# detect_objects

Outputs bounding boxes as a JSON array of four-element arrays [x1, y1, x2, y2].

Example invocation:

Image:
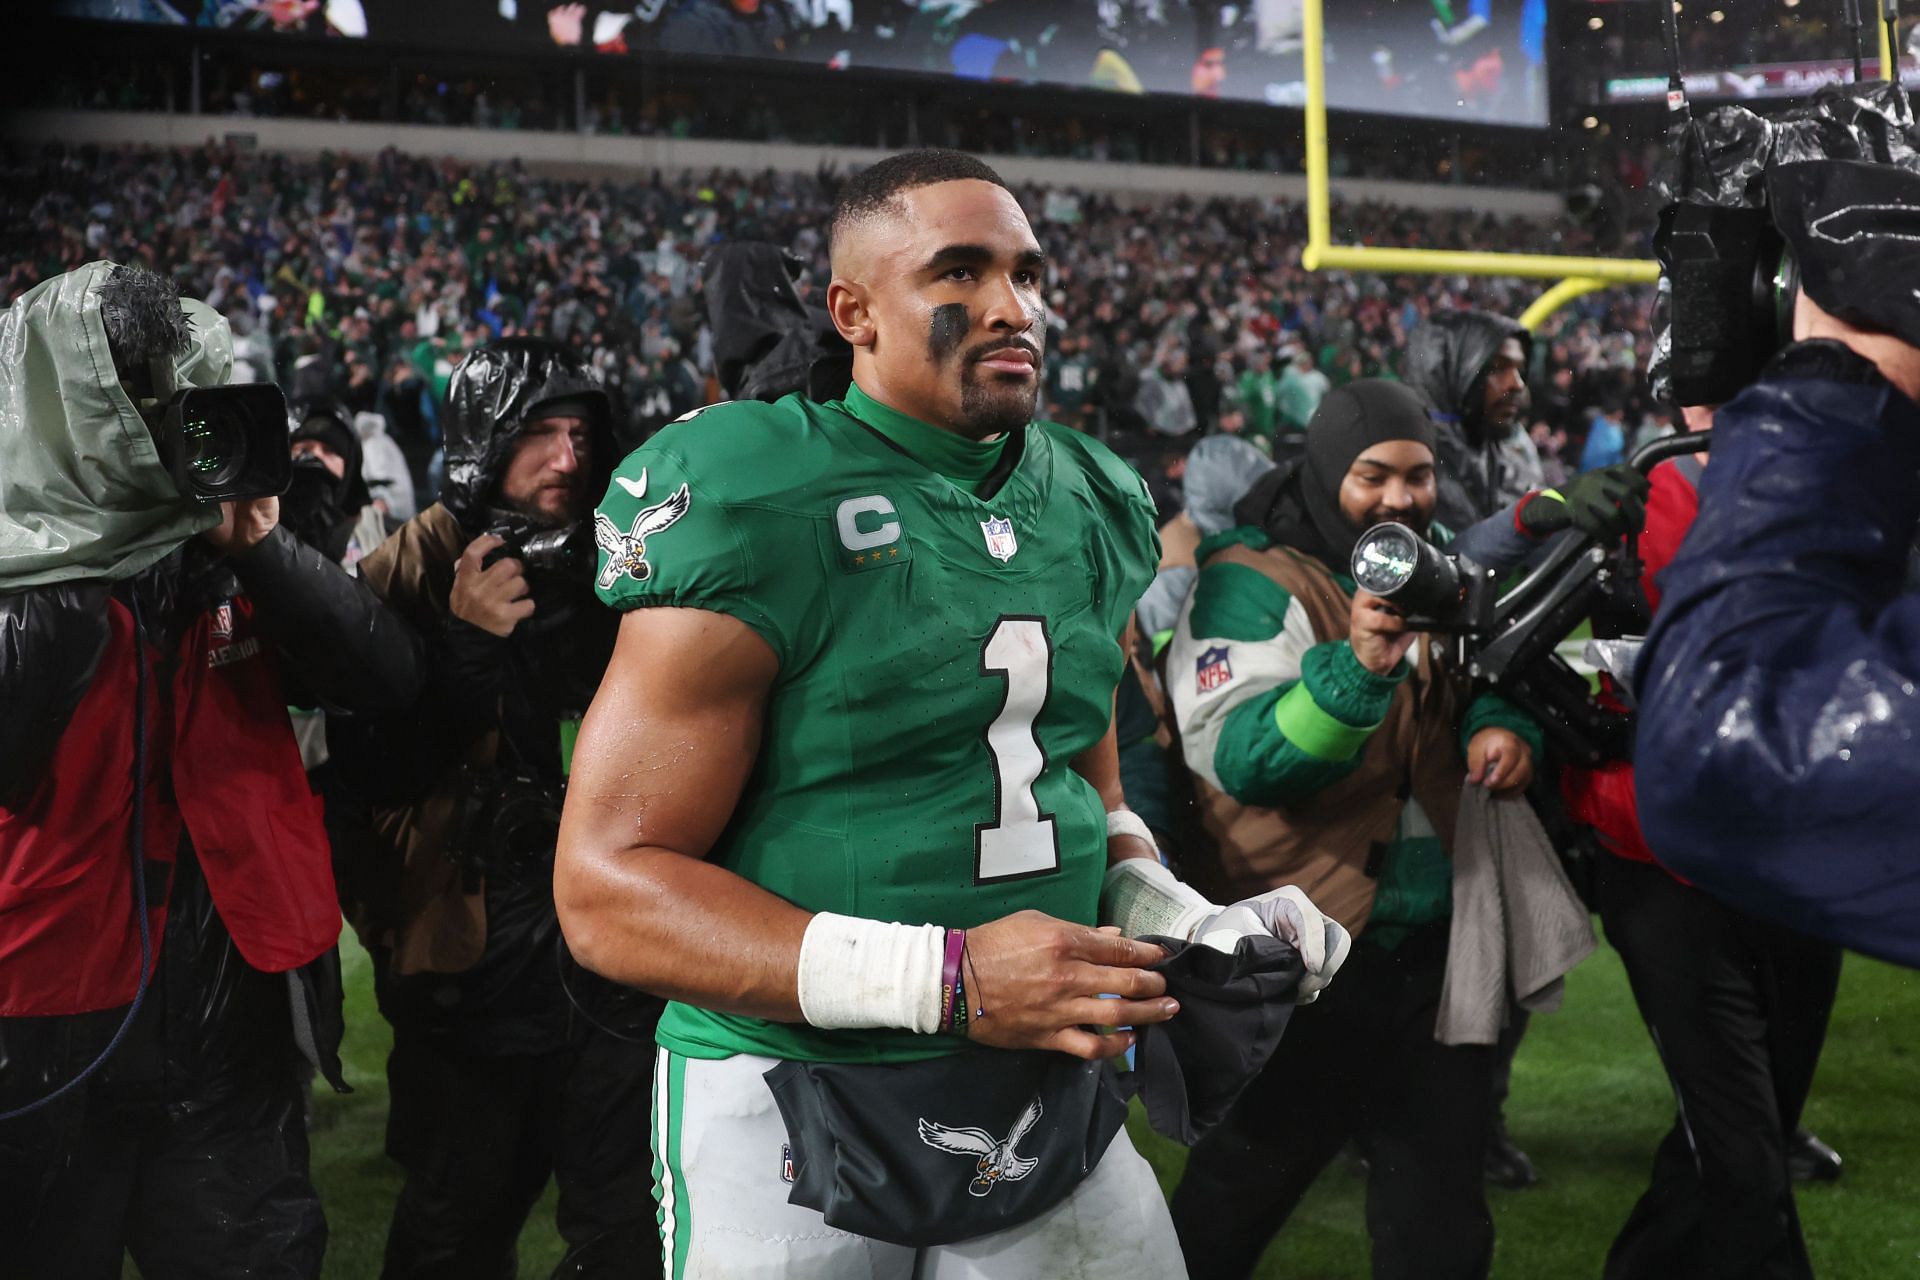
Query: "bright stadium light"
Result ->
[[1588, 15, 1605, 28]]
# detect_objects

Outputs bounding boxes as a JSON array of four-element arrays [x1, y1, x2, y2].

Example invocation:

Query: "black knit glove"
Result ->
[[1517, 464, 1651, 542]]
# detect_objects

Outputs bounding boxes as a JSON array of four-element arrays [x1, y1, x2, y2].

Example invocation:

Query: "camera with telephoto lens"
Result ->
[[155, 384, 295, 504], [445, 766, 563, 891], [1351, 523, 1497, 633], [1349, 434, 1710, 766]]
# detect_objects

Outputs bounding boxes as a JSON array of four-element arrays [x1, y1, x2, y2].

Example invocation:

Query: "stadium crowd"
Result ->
[[3, 112, 1918, 1280], [10, 142, 1658, 515]]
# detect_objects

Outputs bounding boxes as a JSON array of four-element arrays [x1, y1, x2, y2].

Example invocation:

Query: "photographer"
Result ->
[[283, 397, 400, 574], [1636, 156, 1920, 971], [0, 263, 421, 1278], [328, 338, 662, 1278], [1163, 380, 1545, 1280]]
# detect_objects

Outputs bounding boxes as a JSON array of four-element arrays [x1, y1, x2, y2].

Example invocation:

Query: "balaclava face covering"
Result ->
[[1239, 379, 1439, 575]]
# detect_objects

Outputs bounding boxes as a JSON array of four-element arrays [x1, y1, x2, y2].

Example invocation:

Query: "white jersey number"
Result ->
[[975, 616, 1062, 883]]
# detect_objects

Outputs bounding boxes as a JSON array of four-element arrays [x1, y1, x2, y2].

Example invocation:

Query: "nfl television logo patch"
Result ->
[[780, 1144, 795, 1184], [211, 601, 235, 642], [980, 516, 1018, 563], [1195, 645, 1234, 692]]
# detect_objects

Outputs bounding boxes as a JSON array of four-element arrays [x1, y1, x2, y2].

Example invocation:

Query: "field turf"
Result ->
[[284, 932, 1917, 1279]]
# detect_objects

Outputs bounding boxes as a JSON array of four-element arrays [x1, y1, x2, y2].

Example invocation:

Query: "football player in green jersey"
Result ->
[[555, 150, 1348, 1278]]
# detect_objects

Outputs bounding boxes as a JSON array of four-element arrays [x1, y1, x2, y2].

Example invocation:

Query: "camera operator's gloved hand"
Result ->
[[1517, 464, 1650, 542]]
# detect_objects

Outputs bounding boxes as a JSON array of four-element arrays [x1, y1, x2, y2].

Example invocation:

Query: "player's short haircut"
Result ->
[[829, 149, 1012, 260]]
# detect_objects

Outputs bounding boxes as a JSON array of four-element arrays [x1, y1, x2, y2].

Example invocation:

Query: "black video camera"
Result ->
[[156, 384, 294, 504], [1349, 434, 1710, 765], [1351, 523, 1498, 634], [1655, 204, 1798, 408]]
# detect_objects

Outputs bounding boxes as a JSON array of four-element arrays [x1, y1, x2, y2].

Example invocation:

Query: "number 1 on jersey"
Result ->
[[976, 616, 1061, 883]]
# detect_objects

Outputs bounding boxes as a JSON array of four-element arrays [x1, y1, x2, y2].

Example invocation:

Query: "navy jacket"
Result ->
[[1634, 341, 1920, 968]]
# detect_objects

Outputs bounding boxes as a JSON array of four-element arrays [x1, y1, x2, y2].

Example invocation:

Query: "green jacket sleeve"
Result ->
[[1214, 640, 1407, 808], [1459, 689, 1544, 760]]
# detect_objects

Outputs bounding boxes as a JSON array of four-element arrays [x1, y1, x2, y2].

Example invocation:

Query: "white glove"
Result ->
[[1194, 886, 1353, 1004]]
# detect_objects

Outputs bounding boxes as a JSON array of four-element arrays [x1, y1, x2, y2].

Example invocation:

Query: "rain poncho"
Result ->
[[439, 337, 615, 535], [0, 262, 229, 590], [1634, 343, 1920, 969], [1648, 81, 1918, 403]]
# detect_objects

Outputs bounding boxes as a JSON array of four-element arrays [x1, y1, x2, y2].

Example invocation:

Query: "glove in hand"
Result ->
[[1519, 464, 1651, 542], [1195, 886, 1354, 1004]]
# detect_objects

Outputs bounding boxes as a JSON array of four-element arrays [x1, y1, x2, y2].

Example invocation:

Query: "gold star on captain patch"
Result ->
[[854, 554, 866, 565], [888, 547, 900, 558]]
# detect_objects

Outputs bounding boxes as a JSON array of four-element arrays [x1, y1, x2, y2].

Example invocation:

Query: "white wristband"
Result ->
[[1100, 856, 1218, 943], [1105, 807, 1157, 849], [796, 912, 945, 1033]]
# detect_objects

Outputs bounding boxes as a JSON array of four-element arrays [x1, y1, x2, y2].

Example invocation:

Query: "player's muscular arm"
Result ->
[[556, 606, 808, 1019], [558, 608, 1179, 1057]]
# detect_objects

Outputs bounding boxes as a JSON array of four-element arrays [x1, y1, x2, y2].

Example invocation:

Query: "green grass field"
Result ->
[[299, 933, 1920, 1279]]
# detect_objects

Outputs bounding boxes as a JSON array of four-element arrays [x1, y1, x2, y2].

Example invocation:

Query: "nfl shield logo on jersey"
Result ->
[[980, 516, 1018, 563], [1195, 645, 1234, 692]]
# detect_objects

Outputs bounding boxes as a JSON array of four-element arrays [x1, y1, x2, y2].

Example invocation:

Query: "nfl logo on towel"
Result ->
[[980, 516, 1019, 563], [1195, 645, 1234, 692]]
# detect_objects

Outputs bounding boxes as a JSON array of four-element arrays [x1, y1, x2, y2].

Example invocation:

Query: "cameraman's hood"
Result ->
[[439, 338, 614, 532], [0, 261, 228, 591]]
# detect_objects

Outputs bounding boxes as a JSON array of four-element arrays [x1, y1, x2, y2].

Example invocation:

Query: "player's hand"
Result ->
[[200, 496, 279, 555], [1467, 726, 1534, 795], [451, 534, 535, 638], [1350, 590, 1418, 676], [962, 912, 1176, 1061], [1196, 886, 1353, 1004]]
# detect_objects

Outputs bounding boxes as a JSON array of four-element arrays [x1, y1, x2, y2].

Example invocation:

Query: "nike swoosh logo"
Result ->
[[614, 469, 649, 498]]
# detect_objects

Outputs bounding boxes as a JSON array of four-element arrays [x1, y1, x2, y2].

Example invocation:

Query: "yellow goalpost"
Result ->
[[1294, 0, 1660, 328], [1299, 0, 1897, 323]]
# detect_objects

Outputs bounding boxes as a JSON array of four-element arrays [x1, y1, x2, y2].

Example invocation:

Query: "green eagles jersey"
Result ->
[[593, 385, 1160, 1064]]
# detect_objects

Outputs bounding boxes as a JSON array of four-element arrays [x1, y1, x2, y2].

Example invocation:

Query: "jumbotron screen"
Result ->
[[58, 0, 1549, 127]]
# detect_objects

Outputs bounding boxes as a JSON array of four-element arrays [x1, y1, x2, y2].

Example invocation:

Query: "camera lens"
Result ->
[[1353, 524, 1423, 596], [179, 403, 247, 488]]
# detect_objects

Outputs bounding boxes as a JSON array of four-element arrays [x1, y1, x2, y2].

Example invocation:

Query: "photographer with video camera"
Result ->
[[1163, 379, 1585, 1280], [1637, 149, 1920, 972], [327, 338, 662, 1279], [0, 263, 423, 1278]]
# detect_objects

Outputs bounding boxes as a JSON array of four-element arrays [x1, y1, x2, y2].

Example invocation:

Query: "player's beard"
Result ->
[[954, 340, 1044, 440]]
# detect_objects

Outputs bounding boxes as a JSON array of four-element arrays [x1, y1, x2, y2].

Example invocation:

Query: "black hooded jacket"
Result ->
[[1405, 310, 1544, 532], [327, 339, 645, 1052], [285, 397, 379, 564], [702, 241, 851, 405]]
